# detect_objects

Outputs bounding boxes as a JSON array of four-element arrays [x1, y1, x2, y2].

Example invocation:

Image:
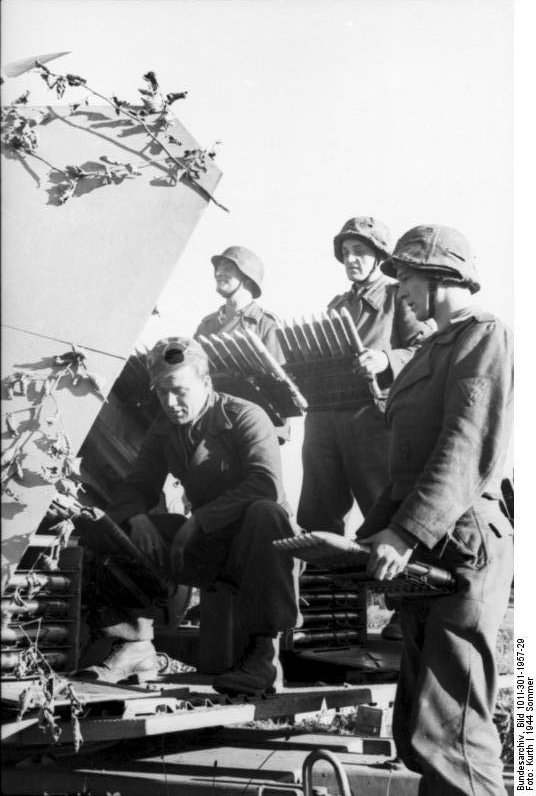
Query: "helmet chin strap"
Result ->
[[227, 281, 243, 298], [218, 278, 244, 299], [427, 281, 437, 320], [358, 260, 382, 286]]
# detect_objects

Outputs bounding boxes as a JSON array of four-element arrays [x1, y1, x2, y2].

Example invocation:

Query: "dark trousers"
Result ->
[[297, 406, 389, 533], [394, 507, 513, 795], [100, 499, 299, 640]]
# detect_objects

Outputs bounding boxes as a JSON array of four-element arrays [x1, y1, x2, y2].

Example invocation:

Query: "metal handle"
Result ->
[[302, 748, 353, 796]]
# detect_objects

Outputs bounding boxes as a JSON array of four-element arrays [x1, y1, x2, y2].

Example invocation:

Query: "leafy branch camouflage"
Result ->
[[1, 345, 105, 504], [32, 62, 226, 210]]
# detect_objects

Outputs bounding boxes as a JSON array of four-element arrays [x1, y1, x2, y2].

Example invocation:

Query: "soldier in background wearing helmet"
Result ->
[[357, 225, 513, 794], [194, 245, 290, 444], [195, 245, 283, 361], [297, 216, 428, 639]]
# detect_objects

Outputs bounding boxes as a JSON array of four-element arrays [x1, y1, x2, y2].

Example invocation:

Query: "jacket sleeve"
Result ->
[[384, 290, 428, 379], [390, 321, 514, 548], [261, 320, 285, 363], [327, 294, 344, 312], [355, 483, 399, 539], [107, 423, 170, 525], [193, 403, 282, 537], [193, 318, 208, 340]]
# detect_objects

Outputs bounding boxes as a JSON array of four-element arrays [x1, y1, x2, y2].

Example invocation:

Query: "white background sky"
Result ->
[[2, 0, 513, 336], [2, 0, 535, 674]]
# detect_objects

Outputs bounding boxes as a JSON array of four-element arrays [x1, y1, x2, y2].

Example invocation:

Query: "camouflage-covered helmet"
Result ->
[[211, 246, 264, 299], [147, 336, 208, 386], [333, 216, 392, 263], [381, 225, 480, 294]]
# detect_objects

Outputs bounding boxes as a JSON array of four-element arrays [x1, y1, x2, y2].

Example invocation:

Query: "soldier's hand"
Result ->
[[170, 516, 199, 578], [355, 348, 389, 376], [360, 528, 413, 581], [129, 514, 164, 566]]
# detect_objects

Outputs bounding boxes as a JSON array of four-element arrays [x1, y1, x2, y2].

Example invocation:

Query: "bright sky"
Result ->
[[3, 1, 535, 656], [3, 0, 513, 339]]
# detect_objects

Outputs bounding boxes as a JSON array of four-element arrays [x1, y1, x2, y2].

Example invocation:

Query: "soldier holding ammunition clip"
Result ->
[[297, 215, 430, 640], [357, 225, 514, 795], [297, 216, 426, 547]]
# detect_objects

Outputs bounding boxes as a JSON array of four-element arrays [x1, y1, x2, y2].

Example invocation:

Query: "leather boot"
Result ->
[[212, 635, 283, 697], [381, 610, 403, 641], [75, 640, 160, 684]]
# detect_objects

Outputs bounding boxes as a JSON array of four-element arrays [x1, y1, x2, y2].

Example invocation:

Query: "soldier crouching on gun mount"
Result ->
[[356, 225, 514, 795], [77, 337, 299, 696]]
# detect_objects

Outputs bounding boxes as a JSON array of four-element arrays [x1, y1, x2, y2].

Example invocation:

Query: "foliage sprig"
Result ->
[[1, 344, 105, 504], [1, 63, 227, 210]]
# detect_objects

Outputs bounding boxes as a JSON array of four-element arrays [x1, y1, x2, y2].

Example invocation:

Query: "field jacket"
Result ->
[[195, 301, 283, 362], [358, 308, 514, 549], [107, 392, 289, 539]]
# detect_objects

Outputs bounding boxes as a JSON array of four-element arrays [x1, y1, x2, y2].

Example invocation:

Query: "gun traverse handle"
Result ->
[[406, 562, 455, 588], [346, 534, 455, 588]]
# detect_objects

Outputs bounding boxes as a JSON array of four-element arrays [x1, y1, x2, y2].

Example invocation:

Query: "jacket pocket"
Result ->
[[440, 508, 488, 570]]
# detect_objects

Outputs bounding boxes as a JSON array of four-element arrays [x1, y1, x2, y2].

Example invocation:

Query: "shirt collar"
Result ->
[[218, 301, 261, 324], [350, 273, 391, 311], [180, 390, 215, 438], [448, 305, 482, 325], [428, 306, 493, 345]]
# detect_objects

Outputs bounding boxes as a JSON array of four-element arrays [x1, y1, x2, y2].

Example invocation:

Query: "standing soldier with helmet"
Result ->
[[194, 245, 290, 444], [195, 245, 283, 361], [357, 225, 513, 794], [297, 216, 428, 637]]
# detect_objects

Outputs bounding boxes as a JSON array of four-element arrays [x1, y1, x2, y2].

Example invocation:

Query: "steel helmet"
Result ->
[[333, 216, 392, 263], [382, 225, 480, 294], [211, 246, 264, 299]]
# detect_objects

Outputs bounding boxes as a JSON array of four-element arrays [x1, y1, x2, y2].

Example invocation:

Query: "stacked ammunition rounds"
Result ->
[[274, 310, 388, 411], [278, 310, 384, 402], [197, 330, 272, 376], [276, 311, 355, 363], [284, 566, 367, 651], [197, 329, 307, 416], [0, 547, 83, 674], [279, 530, 456, 655]]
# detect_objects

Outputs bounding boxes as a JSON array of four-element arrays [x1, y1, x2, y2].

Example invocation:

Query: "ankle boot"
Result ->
[[75, 640, 159, 684], [212, 634, 283, 697]]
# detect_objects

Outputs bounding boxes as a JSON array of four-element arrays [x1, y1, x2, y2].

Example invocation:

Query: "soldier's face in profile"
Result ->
[[396, 265, 429, 321], [341, 239, 378, 283], [214, 260, 243, 297], [156, 365, 211, 425]]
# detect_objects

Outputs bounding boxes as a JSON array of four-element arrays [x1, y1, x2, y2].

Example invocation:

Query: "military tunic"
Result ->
[[298, 274, 427, 530], [195, 300, 283, 362], [358, 307, 514, 795], [195, 300, 290, 442]]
